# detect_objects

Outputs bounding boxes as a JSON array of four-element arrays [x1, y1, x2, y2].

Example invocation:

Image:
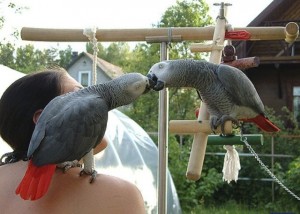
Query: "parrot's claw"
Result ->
[[210, 116, 219, 133], [210, 115, 239, 135], [57, 160, 82, 173], [79, 169, 98, 183]]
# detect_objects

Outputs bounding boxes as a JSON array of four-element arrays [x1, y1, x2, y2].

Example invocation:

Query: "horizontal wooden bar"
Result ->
[[190, 43, 224, 52], [259, 56, 300, 62], [21, 23, 299, 43], [169, 120, 232, 135], [223, 57, 260, 69]]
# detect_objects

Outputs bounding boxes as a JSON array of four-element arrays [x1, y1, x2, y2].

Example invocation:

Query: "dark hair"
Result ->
[[0, 69, 67, 164]]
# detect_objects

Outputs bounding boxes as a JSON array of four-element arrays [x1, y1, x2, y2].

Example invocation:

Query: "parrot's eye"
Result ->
[[159, 64, 164, 69]]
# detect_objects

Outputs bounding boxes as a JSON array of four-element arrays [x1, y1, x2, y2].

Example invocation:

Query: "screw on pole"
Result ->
[[213, 2, 232, 19]]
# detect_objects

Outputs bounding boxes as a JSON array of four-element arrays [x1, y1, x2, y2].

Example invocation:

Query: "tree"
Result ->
[[58, 45, 73, 69], [0, 42, 74, 73], [86, 42, 131, 68], [157, 0, 213, 59], [14, 45, 60, 73], [0, 42, 15, 68]]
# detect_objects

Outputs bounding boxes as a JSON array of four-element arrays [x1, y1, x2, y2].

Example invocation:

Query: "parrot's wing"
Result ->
[[29, 93, 109, 165], [27, 95, 70, 157], [216, 64, 265, 113]]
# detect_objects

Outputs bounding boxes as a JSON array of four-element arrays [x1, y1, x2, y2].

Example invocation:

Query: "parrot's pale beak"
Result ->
[[146, 73, 165, 91]]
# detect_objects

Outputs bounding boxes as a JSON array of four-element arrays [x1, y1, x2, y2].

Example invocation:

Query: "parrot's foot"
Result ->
[[210, 115, 239, 134], [57, 160, 82, 173], [79, 169, 98, 183]]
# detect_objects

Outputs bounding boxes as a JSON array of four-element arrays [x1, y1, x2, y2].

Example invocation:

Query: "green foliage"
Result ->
[[168, 135, 225, 211], [276, 157, 300, 211], [86, 42, 132, 68], [0, 42, 15, 68], [0, 42, 73, 73], [168, 135, 202, 211], [58, 46, 73, 68], [157, 0, 213, 60], [190, 200, 267, 214]]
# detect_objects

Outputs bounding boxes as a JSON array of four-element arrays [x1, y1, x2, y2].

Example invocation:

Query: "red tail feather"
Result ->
[[241, 114, 280, 133], [16, 160, 56, 200]]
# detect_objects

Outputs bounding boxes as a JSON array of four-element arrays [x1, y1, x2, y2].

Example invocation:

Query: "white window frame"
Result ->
[[78, 71, 91, 87], [293, 86, 300, 123]]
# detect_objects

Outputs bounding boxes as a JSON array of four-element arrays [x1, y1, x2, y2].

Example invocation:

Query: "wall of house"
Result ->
[[246, 65, 285, 114], [246, 64, 300, 115], [68, 56, 111, 85]]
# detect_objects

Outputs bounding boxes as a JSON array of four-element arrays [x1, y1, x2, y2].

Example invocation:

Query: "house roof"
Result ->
[[67, 52, 124, 79], [247, 0, 298, 27], [234, 0, 300, 64]]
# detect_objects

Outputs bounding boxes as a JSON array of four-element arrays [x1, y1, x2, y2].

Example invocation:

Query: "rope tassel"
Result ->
[[222, 145, 241, 183]]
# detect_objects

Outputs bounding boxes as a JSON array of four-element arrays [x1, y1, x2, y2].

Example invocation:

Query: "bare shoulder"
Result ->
[[0, 163, 146, 214], [50, 167, 147, 214]]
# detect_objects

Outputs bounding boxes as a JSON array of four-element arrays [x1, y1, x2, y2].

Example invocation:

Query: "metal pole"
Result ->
[[271, 136, 275, 202], [157, 42, 169, 214]]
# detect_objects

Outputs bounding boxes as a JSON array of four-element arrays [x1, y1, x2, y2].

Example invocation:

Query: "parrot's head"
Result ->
[[147, 60, 177, 91], [120, 73, 154, 99]]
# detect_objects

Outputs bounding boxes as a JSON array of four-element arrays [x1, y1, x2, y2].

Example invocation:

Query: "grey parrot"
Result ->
[[147, 59, 280, 133], [16, 72, 154, 200]]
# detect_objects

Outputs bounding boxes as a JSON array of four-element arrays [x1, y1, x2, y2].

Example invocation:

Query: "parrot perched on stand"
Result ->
[[16, 72, 154, 200], [147, 59, 280, 133]]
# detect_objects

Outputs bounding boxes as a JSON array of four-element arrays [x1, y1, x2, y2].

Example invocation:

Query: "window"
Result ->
[[293, 86, 300, 124], [78, 71, 91, 87]]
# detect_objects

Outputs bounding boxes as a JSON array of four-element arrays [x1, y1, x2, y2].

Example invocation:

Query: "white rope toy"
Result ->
[[222, 145, 241, 183], [82, 27, 98, 172], [83, 27, 98, 85]]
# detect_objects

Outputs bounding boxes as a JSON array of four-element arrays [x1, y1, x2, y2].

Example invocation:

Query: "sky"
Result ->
[[2, 0, 273, 52]]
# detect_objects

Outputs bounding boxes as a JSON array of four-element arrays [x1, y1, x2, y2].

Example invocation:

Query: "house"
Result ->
[[67, 52, 124, 86], [233, 0, 300, 122]]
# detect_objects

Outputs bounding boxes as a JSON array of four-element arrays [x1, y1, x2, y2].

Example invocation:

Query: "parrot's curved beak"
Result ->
[[146, 73, 165, 91]]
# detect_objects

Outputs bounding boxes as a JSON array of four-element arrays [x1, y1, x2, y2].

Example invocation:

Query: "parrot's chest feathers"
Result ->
[[201, 91, 257, 120], [230, 105, 258, 119]]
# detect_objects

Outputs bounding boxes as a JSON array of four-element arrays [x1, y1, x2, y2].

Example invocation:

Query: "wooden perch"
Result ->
[[21, 22, 299, 43], [169, 120, 232, 134], [222, 57, 260, 70]]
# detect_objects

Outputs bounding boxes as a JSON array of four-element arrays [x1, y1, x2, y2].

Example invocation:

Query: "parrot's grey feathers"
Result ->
[[147, 59, 280, 133], [215, 64, 264, 113], [28, 72, 151, 166]]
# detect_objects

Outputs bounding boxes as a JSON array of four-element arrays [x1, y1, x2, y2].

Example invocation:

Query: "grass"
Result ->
[[187, 201, 297, 214]]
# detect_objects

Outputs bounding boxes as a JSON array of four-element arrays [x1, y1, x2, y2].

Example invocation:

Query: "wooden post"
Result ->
[[186, 2, 229, 181]]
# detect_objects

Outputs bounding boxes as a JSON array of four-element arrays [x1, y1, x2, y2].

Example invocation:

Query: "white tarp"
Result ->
[[0, 65, 181, 213]]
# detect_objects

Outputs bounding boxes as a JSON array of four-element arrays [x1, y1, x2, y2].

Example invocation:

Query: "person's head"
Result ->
[[0, 68, 93, 163]]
